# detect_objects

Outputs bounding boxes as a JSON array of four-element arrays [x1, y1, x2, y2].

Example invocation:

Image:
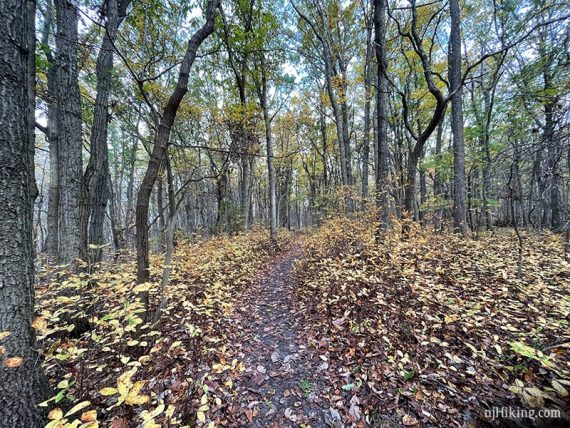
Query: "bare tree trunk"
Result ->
[[362, 16, 373, 202], [544, 99, 561, 230], [257, 54, 278, 245], [0, 0, 51, 423], [107, 174, 122, 258], [136, 0, 219, 286], [46, 61, 59, 258], [125, 129, 140, 245], [433, 120, 444, 230], [55, 0, 85, 265], [83, 0, 131, 264], [374, 0, 390, 231], [449, 0, 468, 235]]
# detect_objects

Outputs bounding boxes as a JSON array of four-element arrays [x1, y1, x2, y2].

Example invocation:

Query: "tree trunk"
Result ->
[[0, 0, 51, 424], [361, 19, 373, 202], [136, 0, 219, 285], [83, 0, 131, 264], [47, 61, 60, 258], [433, 120, 444, 230], [55, 0, 85, 265], [258, 54, 278, 245], [374, 0, 390, 230], [449, 0, 468, 235], [125, 108, 141, 245], [544, 99, 560, 230]]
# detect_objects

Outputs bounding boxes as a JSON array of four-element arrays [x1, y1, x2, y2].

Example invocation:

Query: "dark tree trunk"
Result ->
[[433, 120, 444, 230], [449, 0, 468, 235], [544, 99, 561, 230], [257, 54, 278, 245], [125, 109, 141, 245], [136, 0, 219, 285], [83, 0, 131, 264], [0, 0, 51, 424], [55, 0, 85, 265], [374, 0, 390, 230]]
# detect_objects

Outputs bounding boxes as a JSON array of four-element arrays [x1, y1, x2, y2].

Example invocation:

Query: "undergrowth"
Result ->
[[295, 216, 570, 427]]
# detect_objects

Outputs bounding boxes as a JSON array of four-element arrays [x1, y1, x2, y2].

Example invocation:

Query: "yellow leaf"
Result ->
[[99, 387, 118, 396], [133, 283, 153, 293], [125, 381, 149, 405], [80, 410, 97, 422], [150, 403, 165, 418], [197, 411, 206, 422], [117, 370, 135, 396], [48, 407, 63, 420], [65, 400, 91, 417], [552, 380, 569, 398], [32, 317, 48, 331], [165, 404, 175, 418], [0, 331, 11, 341]]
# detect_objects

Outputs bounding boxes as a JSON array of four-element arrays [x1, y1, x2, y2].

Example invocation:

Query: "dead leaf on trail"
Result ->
[[348, 395, 361, 421], [4, 356, 23, 368], [402, 414, 419, 426], [111, 416, 129, 428], [244, 407, 254, 422], [284, 407, 298, 422]]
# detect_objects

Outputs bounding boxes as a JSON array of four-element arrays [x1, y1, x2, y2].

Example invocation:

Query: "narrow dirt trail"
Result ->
[[224, 246, 341, 427]]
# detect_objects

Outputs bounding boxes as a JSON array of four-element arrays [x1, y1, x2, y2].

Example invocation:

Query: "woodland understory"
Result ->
[[32, 219, 570, 428], [0, 0, 569, 427]]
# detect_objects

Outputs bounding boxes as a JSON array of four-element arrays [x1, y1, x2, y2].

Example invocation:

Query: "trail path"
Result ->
[[224, 246, 341, 427]]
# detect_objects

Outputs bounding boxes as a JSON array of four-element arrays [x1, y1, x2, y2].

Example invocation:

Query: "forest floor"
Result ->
[[220, 245, 337, 427], [34, 219, 570, 428]]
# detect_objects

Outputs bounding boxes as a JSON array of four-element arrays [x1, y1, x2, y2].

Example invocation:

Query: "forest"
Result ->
[[0, 0, 569, 427]]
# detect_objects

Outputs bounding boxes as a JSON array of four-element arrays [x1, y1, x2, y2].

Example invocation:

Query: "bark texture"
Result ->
[[55, 0, 85, 264], [449, 0, 468, 234], [0, 0, 50, 424], [83, 0, 131, 264], [374, 0, 390, 230], [136, 0, 220, 284]]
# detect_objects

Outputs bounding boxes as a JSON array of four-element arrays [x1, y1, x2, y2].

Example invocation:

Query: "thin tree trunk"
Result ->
[[362, 18, 373, 202], [374, 0, 390, 230], [449, 0, 468, 235], [433, 120, 444, 230], [257, 54, 278, 245], [125, 126, 140, 245], [47, 61, 59, 258], [136, 0, 219, 287]]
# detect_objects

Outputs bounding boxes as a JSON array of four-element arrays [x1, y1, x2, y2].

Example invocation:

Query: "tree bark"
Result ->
[[83, 0, 131, 264], [41, 0, 60, 258], [55, 0, 85, 265], [136, 0, 219, 285], [374, 0, 390, 230], [0, 0, 51, 424], [449, 0, 468, 235], [257, 54, 278, 245], [362, 14, 373, 201]]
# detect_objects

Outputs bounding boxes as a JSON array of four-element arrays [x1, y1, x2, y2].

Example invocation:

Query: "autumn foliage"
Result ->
[[34, 229, 292, 427], [294, 216, 570, 426]]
